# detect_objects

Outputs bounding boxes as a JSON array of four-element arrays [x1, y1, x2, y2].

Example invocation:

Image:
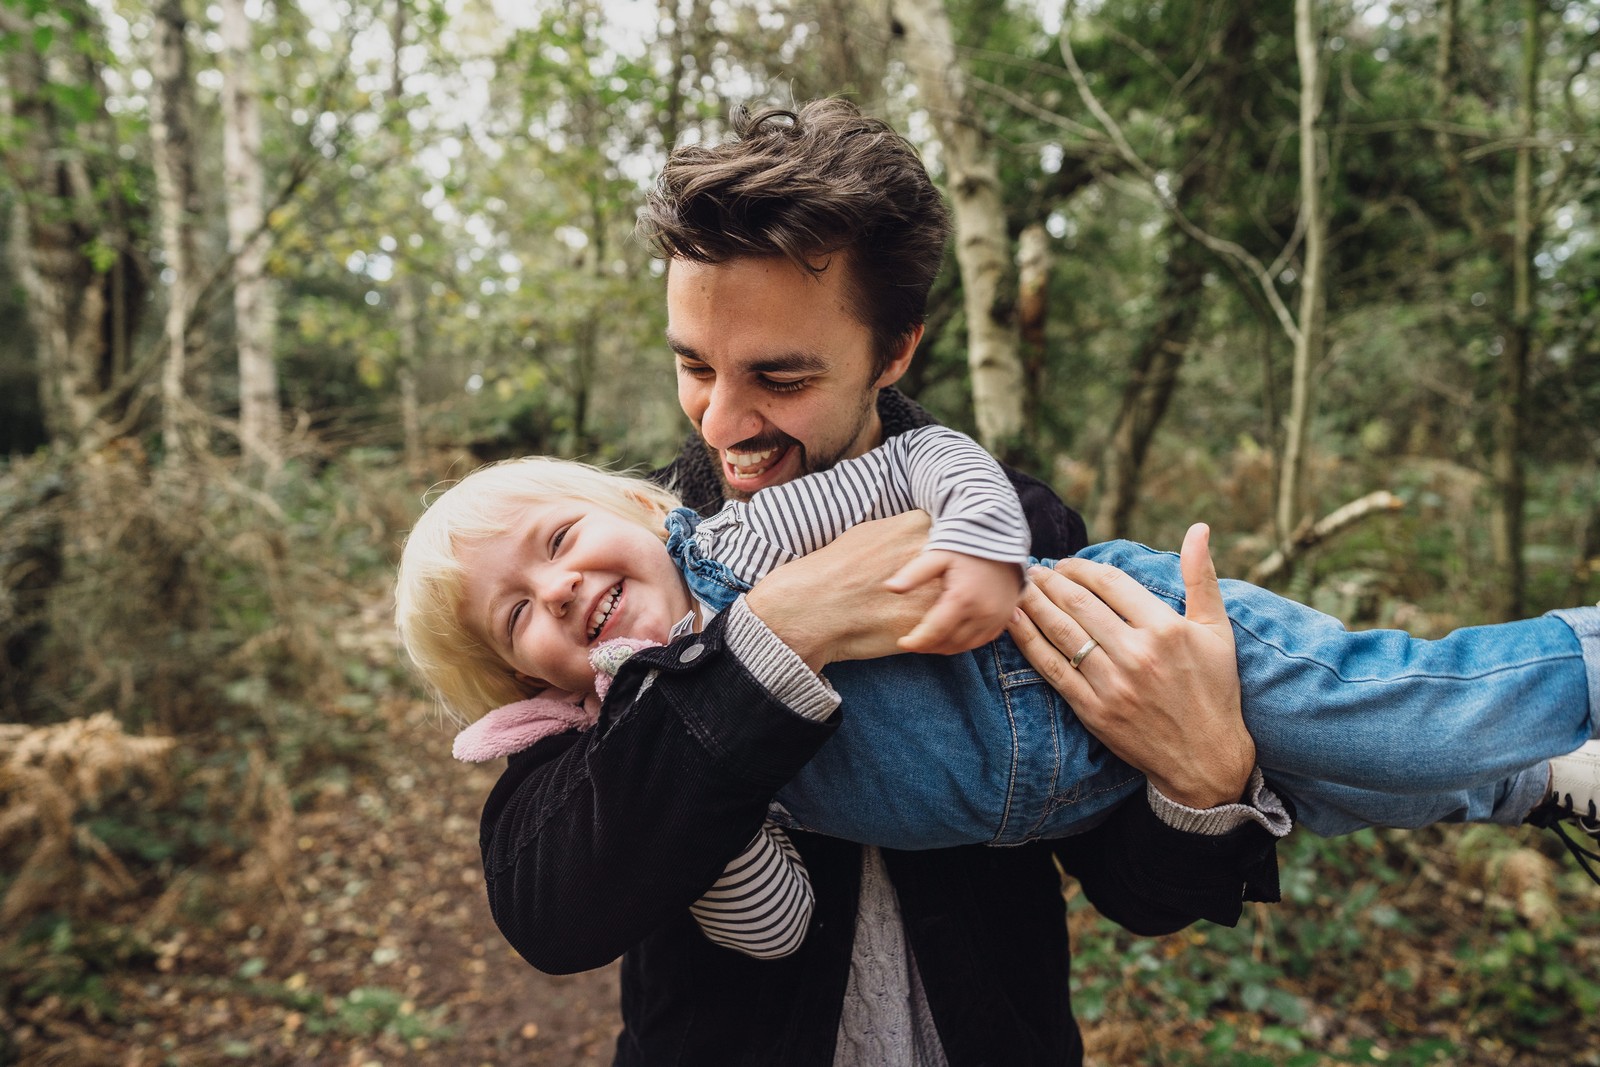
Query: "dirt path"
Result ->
[[250, 689, 626, 1067], [265, 693, 626, 1066], [12, 684, 624, 1067]]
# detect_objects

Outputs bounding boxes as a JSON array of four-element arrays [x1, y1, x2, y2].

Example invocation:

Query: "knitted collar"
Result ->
[[662, 387, 939, 515]]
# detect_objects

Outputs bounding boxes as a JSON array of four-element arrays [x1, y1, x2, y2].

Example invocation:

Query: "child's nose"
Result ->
[[539, 570, 580, 615]]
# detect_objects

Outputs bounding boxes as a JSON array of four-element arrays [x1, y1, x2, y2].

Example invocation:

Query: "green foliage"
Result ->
[[0, 915, 153, 1023], [307, 986, 455, 1042], [1070, 821, 1600, 1064]]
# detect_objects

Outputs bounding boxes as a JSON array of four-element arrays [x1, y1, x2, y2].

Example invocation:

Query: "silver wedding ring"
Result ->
[[1068, 637, 1099, 670]]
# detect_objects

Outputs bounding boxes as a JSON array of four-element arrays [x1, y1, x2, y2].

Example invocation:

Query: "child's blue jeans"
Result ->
[[666, 510, 1597, 844]]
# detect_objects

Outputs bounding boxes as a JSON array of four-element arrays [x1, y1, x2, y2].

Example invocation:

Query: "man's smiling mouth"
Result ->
[[723, 445, 787, 480]]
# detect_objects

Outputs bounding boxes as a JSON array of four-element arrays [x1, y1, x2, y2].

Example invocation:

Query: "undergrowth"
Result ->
[[0, 440, 425, 1057]]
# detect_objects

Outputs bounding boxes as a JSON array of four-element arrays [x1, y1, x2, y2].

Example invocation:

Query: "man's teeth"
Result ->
[[725, 447, 778, 475], [589, 584, 621, 640]]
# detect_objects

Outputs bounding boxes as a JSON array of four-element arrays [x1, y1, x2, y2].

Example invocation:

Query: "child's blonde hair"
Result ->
[[395, 456, 683, 722]]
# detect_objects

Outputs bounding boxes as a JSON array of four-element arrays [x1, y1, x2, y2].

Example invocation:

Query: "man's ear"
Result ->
[[872, 323, 924, 390]]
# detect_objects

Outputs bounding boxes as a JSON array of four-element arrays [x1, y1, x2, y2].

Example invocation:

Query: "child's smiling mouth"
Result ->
[[588, 581, 622, 642]]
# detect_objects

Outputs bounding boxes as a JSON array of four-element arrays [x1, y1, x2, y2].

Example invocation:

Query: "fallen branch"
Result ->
[[1249, 490, 1405, 584]]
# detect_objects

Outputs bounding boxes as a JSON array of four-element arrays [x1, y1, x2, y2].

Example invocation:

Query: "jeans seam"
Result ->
[[990, 642, 1022, 845], [1229, 614, 1583, 682]]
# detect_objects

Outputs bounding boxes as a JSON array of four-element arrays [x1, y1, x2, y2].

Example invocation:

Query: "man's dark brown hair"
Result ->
[[638, 98, 953, 376]]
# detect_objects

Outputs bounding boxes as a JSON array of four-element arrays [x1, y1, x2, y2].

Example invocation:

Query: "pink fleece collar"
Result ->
[[451, 637, 662, 762]]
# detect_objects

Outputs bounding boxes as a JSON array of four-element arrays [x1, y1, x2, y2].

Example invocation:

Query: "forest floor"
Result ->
[[13, 695, 624, 1067], [9, 599, 625, 1067]]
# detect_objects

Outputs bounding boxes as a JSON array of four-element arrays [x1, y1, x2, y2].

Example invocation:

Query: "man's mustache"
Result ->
[[707, 432, 800, 456]]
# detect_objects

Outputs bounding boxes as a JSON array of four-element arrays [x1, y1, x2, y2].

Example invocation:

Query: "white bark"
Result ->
[[151, 0, 200, 459], [221, 0, 280, 469], [396, 280, 422, 475], [891, 0, 1026, 454]]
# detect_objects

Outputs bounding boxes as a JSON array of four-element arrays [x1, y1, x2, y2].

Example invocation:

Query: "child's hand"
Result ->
[[885, 549, 1023, 655]]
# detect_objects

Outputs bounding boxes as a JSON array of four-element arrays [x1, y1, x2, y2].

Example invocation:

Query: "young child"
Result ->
[[396, 425, 1600, 956]]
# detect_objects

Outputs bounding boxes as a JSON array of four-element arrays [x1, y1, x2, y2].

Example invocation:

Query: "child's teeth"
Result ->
[[589, 584, 621, 639]]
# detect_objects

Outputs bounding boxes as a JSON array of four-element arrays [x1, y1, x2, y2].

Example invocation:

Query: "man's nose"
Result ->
[[696, 379, 765, 451]]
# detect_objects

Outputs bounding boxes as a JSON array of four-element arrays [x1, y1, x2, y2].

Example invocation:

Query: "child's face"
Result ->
[[456, 498, 693, 694]]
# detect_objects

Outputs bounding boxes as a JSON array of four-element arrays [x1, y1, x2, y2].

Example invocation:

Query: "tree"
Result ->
[[1276, 0, 1330, 568], [892, 0, 1028, 459], [150, 0, 202, 460], [0, 0, 147, 450], [1090, 2, 1262, 539], [220, 0, 280, 470]]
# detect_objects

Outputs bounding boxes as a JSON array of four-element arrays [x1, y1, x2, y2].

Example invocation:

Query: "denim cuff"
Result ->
[[1147, 768, 1291, 838], [1549, 606, 1600, 725], [722, 596, 840, 723]]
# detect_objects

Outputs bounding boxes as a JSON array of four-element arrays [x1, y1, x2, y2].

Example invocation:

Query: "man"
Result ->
[[478, 99, 1283, 1066]]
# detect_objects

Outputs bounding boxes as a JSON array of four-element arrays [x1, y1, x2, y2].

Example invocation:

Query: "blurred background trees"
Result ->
[[2, 0, 1598, 1062]]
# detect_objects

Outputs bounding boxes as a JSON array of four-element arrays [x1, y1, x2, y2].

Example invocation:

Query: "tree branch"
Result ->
[[1058, 18, 1303, 350], [1248, 491, 1405, 584]]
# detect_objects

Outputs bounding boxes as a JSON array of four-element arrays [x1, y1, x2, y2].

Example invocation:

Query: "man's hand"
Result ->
[[886, 550, 1022, 655], [1006, 523, 1255, 809], [744, 511, 936, 671]]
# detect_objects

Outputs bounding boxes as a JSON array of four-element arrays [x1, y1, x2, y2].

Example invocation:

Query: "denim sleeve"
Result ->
[[1550, 606, 1600, 722]]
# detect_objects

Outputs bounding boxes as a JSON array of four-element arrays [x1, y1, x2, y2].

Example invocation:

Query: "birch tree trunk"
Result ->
[[1491, 0, 1539, 620], [891, 0, 1026, 459], [151, 0, 201, 460], [1, 0, 145, 449], [390, 0, 423, 476], [1276, 0, 1328, 566], [394, 279, 423, 476], [1016, 222, 1050, 434], [220, 0, 280, 470]]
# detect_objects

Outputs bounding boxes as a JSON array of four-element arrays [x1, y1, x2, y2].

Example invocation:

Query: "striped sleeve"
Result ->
[[697, 425, 1031, 585], [900, 427, 1032, 563], [689, 822, 814, 959]]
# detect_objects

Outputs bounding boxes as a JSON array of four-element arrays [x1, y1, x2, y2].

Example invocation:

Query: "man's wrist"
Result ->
[[744, 573, 830, 671], [1145, 728, 1256, 809]]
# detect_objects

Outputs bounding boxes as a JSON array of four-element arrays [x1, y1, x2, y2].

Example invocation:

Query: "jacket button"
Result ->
[[678, 643, 704, 663]]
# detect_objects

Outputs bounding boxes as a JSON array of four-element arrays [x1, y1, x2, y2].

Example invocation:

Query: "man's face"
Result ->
[[666, 256, 916, 499]]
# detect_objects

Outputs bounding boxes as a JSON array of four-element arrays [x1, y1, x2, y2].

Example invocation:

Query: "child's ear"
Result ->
[[626, 491, 671, 524]]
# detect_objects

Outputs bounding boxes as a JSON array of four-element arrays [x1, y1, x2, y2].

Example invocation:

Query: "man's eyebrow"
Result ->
[[664, 330, 699, 359]]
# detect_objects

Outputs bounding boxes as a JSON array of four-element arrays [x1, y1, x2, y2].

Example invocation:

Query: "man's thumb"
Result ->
[[1180, 523, 1227, 626]]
